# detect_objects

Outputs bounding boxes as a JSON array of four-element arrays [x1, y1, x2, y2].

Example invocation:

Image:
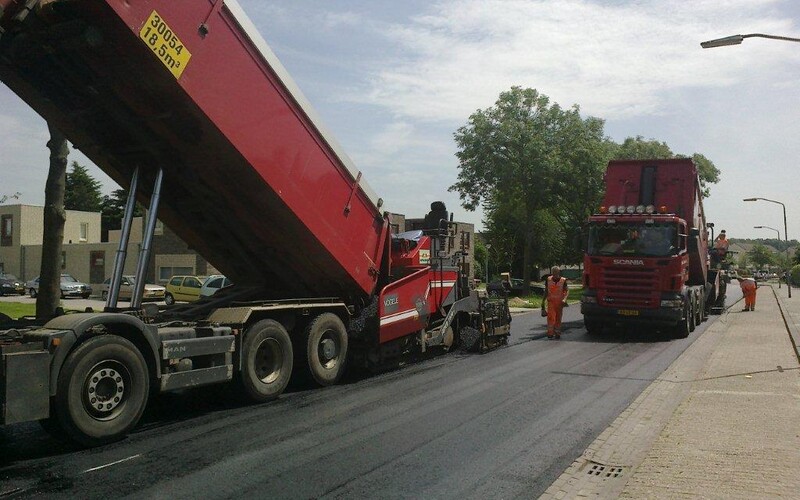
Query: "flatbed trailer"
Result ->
[[0, 0, 510, 446]]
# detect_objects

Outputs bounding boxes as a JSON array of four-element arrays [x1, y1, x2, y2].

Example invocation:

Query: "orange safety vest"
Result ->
[[547, 276, 567, 303]]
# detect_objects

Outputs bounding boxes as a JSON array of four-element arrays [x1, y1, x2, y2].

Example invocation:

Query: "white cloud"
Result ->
[[355, 0, 796, 122]]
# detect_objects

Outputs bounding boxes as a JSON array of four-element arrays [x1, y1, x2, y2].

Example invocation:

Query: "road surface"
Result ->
[[0, 289, 742, 499]]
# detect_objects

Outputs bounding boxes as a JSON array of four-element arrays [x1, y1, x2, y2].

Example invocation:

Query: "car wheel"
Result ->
[[54, 335, 149, 446], [164, 293, 174, 306], [101, 291, 108, 301], [82, 293, 90, 299], [239, 320, 293, 402], [29, 288, 37, 298]]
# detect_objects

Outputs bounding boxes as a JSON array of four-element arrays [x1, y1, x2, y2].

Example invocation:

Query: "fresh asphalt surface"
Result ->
[[0, 289, 743, 499]]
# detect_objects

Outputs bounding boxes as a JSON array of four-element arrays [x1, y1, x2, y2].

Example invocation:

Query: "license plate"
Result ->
[[617, 309, 639, 316], [139, 10, 192, 79]]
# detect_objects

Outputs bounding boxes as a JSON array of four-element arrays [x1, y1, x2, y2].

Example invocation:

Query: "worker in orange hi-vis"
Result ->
[[541, 266, 569, 339], [737, 272, 758, 312]]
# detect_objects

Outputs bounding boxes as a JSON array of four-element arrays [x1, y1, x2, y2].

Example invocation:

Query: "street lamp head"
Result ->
[[743, 198, 758, 202], [701, 35, 744, 48], [754, 225, 764, 229]]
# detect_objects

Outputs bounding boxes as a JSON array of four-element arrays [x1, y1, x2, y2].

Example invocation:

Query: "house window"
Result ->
[[159, 266, 194, 282], [80, 223, 88, 242], [1, 215, 12, 246]]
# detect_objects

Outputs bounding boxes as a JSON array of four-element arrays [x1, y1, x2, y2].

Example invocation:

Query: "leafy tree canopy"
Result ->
[[747, 243, 776, 269], [450, 87, 611, 286], [100, 189, 145, 239], [64, 161, 103, 212]]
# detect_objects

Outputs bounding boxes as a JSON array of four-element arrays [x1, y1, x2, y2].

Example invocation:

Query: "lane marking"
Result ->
[[82, 454, 141, 473]]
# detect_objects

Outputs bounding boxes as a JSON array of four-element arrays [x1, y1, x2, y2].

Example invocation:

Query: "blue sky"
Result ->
[[2, 0, 800, 241]]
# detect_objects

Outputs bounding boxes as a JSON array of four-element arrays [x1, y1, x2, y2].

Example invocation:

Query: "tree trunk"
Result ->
[[522, 219, 533, 295], [37, 123, 69, 320]]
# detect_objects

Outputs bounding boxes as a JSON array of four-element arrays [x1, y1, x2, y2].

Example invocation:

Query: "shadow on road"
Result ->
[[517, 319, 676, 344]]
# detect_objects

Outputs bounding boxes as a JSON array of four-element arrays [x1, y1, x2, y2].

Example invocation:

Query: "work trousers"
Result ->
[[547, 300, 565, 338], [743, 289, 756, 310]]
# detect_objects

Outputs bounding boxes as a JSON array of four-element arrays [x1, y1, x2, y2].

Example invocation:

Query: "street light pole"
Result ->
[[745, 198, 791, 297], [701, 33, 800, 48], [754, 225, 781, 287]]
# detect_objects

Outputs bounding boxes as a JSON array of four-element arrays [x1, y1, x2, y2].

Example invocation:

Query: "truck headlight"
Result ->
[[660, 299, 682, 308]]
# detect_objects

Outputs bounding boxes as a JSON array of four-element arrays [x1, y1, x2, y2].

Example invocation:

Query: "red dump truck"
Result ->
[[580, 159, 725, 337], [0, 0, 510, 446]]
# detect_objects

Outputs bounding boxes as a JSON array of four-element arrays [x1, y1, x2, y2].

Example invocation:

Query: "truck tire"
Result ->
[[584, 319, 603, 335], [675, 302, 691, 339], [164, 293, 175, 305], [54, 335, 150, 447], [695, 294, 704, 324], [298, 313, 348, 386], [239, 320, 293, 402], [688, 299, 696, 333]]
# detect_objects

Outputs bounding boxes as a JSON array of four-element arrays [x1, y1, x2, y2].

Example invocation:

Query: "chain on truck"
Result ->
[[0, 0, 511, 446]]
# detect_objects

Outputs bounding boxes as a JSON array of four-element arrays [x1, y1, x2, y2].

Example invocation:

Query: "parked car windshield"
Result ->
[[587, 223, 678, 257], [61, 274, 78, 282]]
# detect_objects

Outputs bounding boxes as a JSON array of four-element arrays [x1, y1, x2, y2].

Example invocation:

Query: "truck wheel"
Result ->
[[298, 313, 348, 386], [688, 299, 696, 333], [239, 320, 293, 402], [695, 295, 704, 324], [584, 319, 603, 335], [54, 335, 149, 447], [164, 293, 175, 305], [675, 303, 691, 339]]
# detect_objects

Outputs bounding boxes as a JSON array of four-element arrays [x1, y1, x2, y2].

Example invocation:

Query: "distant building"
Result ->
[[0, 204, 217, 287]]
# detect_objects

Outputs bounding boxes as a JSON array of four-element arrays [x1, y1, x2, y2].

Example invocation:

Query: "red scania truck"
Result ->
[[580, 159, 725, 337], [0, 0, 510, 446]]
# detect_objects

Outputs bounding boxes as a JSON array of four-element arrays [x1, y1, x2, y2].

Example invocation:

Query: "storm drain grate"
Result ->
[[586, 463, 625, 478]]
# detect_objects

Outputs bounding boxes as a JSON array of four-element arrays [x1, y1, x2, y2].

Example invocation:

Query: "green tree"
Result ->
[[747, 244, 776, 270], [451, 87, 608, 289], [794, 247, 800, 266], [100, 189, 144, 240], [614, 135, 673, 159], [64, 161, 103, 212]]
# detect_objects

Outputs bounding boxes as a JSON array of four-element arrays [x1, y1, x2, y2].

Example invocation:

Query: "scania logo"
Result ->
[[613, 259, 644, 265]]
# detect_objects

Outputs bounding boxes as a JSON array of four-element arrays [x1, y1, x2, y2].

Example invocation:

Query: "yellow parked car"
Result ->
[[164, 275, 204, 305]]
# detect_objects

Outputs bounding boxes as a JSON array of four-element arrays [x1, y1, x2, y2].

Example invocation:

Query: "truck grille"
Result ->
[[599, 267, 659, 308]]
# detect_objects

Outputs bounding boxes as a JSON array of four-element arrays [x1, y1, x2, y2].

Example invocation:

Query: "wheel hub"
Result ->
[[86, 366, 125, 413], [319, 338, 337, 361], [255, 338, 282, 384]]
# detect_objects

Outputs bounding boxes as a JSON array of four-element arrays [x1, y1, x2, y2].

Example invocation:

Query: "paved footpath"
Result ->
[[541, 285, 800, 499]]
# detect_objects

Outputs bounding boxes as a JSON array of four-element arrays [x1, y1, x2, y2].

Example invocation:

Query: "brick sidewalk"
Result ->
[[541, 287, 800, 499]]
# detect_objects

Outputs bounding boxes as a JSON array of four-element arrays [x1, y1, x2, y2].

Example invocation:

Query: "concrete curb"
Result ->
[[770, 285, 800, 362]]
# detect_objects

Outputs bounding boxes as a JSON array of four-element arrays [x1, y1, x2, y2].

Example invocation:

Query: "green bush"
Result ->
[[791, 264, 800, 286]]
